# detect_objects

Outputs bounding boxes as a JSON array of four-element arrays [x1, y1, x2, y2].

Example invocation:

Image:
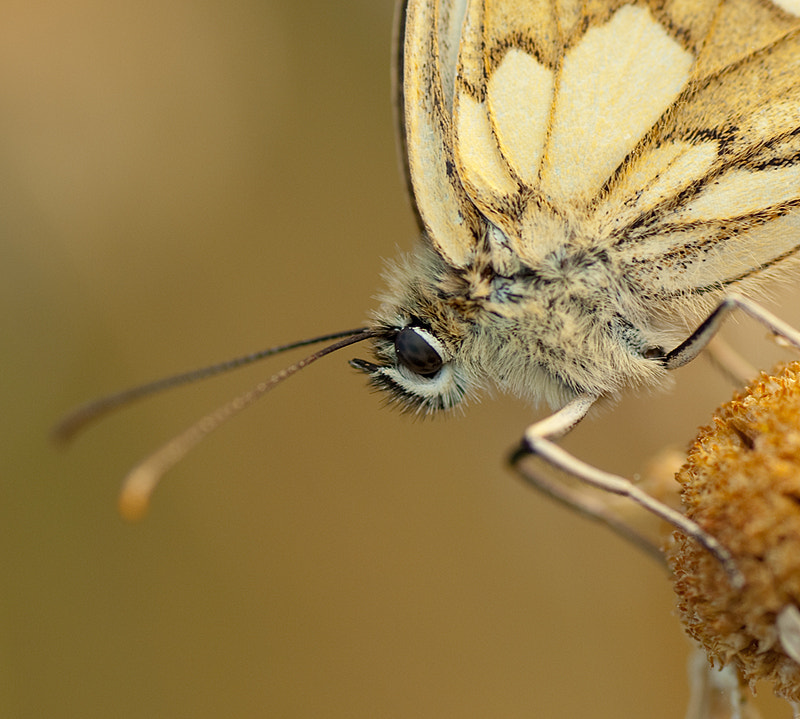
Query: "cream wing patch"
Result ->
[[541, 5, 694, 207], [594, 140, 719, 234], [619, 211, 800, 297], [455, 92, 519, 198], [772, 0, 800, 17], [450, 3, 696, 218], [669, 165, 800, 224], [487, 49, 553, 187]]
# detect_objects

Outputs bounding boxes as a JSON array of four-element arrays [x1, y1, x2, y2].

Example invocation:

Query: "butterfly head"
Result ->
[[347, 241, 576, 414], [349, 245, 476, 413]]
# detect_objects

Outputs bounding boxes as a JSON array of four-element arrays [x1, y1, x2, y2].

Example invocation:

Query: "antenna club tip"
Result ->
[[118, 488, 150, 522], [118, 472, 155, 522]]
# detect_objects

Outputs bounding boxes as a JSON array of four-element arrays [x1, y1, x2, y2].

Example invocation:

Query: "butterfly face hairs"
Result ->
[[56, 1, 800, 580]]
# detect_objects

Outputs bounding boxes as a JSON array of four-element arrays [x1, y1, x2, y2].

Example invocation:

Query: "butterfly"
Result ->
[[56, 0, 800, 580]]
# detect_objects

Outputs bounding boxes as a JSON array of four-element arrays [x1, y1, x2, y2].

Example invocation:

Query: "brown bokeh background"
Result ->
[[2, 2, 794, 717]]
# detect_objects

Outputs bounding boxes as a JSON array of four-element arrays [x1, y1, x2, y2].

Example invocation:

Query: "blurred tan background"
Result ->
[[2, 2, 795, 717]]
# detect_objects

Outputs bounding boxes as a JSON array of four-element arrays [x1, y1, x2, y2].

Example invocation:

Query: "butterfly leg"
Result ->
[[509, 437, 667, 566], [704, 336, 758, 387], [511, 393, 745, 587], [512, 294, 800, 585], [665, 293, 800, 370]]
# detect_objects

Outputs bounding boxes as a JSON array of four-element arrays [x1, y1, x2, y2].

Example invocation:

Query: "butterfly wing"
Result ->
[[400, 0, 800, 313], [399, 0, 481, 269], [608, 9, 800, 306]]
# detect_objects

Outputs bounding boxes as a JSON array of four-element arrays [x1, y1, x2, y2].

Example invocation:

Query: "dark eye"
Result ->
[[394, 327, 443, 377]]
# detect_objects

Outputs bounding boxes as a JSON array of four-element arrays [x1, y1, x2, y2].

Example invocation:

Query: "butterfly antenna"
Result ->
[[52, 328, 370, 444], [100, 329, 378, 520]]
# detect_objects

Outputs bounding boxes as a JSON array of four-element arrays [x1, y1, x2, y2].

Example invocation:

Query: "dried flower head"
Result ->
[[668, 361, 800, 701]]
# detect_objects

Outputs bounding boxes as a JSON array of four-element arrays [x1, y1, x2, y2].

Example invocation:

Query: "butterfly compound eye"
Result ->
[[394, 327, 444, 377]]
